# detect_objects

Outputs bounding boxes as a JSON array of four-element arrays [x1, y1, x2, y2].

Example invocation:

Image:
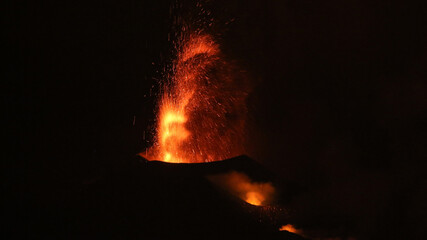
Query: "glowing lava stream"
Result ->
[[158, 91, 193, 163], [143, 33, 248, 163], [156, 35, 218, 163]]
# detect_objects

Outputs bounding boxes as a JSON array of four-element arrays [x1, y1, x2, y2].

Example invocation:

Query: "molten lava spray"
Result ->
[[143, 32, 249, 163]]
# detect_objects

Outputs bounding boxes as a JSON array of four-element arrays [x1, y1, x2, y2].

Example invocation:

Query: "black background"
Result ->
[[5, 0, 427, 239]]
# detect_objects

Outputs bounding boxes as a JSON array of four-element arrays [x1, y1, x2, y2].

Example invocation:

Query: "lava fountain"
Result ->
[[139, 5, 275, 208], [142, 33, 249, 163]]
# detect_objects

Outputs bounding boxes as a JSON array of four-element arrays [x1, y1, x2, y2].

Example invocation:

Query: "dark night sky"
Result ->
[[5, 0, 427, 239]]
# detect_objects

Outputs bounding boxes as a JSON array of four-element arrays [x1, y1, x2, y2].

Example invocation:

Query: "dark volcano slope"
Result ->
[[6, 155, 306, 240], [144, 154, 274, 182]]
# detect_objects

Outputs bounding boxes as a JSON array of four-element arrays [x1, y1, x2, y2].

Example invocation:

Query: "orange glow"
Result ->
[[279, 224, 301, 234], [142, 33, 249, 163], [207, 171, 275, 206], [245, 191, 264, 206]]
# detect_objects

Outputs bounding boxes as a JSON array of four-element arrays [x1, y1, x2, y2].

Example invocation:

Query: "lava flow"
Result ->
[[143, 33, 249, 163]]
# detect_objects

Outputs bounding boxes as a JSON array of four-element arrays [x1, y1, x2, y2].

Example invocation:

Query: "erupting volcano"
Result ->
[[143, 32, 249, 163], [138, 4, 277, 209]]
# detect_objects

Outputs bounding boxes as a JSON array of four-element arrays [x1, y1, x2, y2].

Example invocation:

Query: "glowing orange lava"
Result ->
[[207, 171, 275, 206], [143, 33, 249, 163], [279, 224, 301, 234], [245, 191, 264, 206]]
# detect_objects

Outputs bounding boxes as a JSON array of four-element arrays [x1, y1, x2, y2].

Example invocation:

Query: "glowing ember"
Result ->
[[142, 32, 249, 163]]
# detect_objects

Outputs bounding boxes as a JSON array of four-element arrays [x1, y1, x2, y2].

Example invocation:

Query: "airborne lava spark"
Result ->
[[142, 33, 249, 163]]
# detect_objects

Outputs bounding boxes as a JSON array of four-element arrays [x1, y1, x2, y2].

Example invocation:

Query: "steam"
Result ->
[[207, 171, 275, 206]]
